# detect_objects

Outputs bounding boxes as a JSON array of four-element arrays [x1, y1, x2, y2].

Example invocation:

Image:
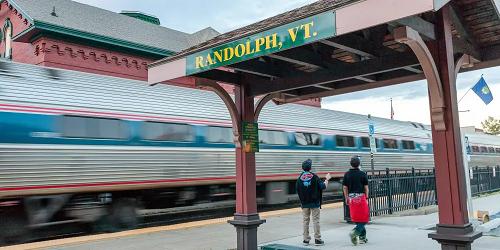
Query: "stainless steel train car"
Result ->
[[0, 60, 498, 241]]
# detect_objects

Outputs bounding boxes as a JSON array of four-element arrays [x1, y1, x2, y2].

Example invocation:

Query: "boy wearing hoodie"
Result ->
[[296, 159, 331, 246]]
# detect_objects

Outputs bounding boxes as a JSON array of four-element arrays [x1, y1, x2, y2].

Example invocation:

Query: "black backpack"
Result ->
[[296, 172, 323, 207]]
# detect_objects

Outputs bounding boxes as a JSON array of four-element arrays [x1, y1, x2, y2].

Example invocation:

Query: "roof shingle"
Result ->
[[12, 0, 219, 53]]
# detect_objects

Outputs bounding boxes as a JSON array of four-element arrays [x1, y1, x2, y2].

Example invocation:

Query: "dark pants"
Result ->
[[354, 223, 366, 238]]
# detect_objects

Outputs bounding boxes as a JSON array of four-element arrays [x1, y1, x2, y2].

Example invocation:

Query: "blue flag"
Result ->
[[471, 76, 493, 105]]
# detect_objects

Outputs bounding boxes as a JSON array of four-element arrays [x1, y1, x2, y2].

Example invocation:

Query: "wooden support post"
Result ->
[[395, 5, 481, 250], [228, 83, 265, 250], [427, 6, 481, 250], [196, 80, 265, 250]]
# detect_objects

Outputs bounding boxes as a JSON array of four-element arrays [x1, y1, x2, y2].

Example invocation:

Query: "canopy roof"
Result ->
[[149, 0, 500, 102]]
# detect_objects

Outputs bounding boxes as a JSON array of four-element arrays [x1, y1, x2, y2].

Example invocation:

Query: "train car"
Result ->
[[0, 60, 498, 241], [466, 132, 500, 167]]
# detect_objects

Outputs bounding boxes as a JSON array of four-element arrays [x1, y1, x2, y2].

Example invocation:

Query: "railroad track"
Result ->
[[2, 195, 342, 247]]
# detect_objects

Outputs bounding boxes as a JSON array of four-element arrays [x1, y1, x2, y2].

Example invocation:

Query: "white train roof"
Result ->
[[0, 60, 435, 140]]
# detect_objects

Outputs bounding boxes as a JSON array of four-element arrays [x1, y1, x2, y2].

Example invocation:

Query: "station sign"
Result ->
[[186, 11, 336, 75], [242, 122, 259, 153], [367, 115, 376, 153], [369, 136, 377, 153]]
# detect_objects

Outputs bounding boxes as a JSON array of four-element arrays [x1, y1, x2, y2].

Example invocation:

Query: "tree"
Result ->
[[481, 116, 500, 135]]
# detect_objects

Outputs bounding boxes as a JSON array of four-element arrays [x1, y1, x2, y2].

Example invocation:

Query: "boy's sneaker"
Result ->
[[314, 239, 324, 246], [359, 236, 368, 244], [349, 230, 359, 246], [302, 240, 310, 246]]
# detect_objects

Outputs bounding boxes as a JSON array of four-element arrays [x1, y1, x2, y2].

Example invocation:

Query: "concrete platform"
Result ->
[[4, 194, 500, 250]]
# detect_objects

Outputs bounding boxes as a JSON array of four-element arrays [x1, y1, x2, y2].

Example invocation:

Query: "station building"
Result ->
[[0, 0, 321, 107]]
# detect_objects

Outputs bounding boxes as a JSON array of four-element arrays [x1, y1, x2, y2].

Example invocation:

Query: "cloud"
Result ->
[[323, 67, 500, 127], [73, 0, 317, 33]]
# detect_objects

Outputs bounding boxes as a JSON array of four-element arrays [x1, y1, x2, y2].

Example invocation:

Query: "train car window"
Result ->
[[488, 147, 495, 153], [259, 130, 288, 145], [61, 116, 127, 139], [361, 137, 380, 148], [383, 138, 398, 149], [294, 132, 321, 146], [480, 146, 488, 153], [143, 122, 194, 142], [496, 148, 500, 154], [472, 146, 480, 153], [402, 140, 416, 150], [206, 126, 233, 143], [336, 135, 355, 147]]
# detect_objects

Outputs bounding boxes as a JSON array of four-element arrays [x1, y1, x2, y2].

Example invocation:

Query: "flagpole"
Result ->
[[458, 88, 472, 104], [459, 74, 484, 104], [390, 98, 394, 120]]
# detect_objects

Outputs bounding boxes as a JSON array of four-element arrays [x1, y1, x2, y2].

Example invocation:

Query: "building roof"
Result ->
[[10, 0, 219, 55]]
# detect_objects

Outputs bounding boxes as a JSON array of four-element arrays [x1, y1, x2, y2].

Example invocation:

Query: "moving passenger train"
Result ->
[[0, 60, 499, 241]]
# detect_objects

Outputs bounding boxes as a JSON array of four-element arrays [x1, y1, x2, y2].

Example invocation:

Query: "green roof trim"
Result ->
[[120, 11, 160, 25], [27, 20, 175, 57]]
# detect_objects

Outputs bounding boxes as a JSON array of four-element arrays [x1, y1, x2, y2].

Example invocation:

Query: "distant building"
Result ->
[[461, 126, 485, 134], [0, 0, 320, 107]]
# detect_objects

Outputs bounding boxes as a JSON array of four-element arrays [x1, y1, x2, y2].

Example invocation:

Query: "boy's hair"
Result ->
[[350, 156, 361, 168], [302, 159, 312, 171]]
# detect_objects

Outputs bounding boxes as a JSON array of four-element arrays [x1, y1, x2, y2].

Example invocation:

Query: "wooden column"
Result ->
[[427, 6, 481, 250], [228, 82, 265, 250]]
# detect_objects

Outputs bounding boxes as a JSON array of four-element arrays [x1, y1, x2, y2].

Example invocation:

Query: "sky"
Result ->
[[74, 0, 500, 128]]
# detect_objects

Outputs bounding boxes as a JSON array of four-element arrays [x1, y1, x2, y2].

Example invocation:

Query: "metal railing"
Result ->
[[344, 166, 499, 221], [471, 166, 500, 196]]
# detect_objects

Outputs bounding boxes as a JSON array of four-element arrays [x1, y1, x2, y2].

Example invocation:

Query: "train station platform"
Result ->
[[5, 193, 500, 250]]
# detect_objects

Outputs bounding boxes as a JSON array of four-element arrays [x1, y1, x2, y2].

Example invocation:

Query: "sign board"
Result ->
[[368, 123, 375, 136], [242, 122, 259, 153], [368, 115, 376, 153], [186, 11, 336, 75], [464, 136, 472, 162], [369, 136, 377, 153]]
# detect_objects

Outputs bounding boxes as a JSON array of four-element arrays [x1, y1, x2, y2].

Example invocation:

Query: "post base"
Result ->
[[428, 223, 482, 250], [228, 213, 266, 250]]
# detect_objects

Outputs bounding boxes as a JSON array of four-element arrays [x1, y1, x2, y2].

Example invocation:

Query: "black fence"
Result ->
[[344, 166, 500, 222], [471, 166, 500, 196]]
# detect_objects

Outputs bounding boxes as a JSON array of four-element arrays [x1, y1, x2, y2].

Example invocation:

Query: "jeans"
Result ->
[[354, 222, 366, 238], [302, 208, 321, 241]]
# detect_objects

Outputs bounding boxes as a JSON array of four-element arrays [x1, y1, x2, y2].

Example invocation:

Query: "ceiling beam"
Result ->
[[275, 74, 425, 104], [449, 3, 481, 60], [230, 60, 281, 78], [321, 34, 422, 74], [266, 47, 326, 69], [249, 52, 420, 96], [195, 69, 242, 84], [390, 16, 436, 40]]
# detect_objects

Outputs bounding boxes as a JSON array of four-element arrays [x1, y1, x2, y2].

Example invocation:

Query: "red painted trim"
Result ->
[[0, 172, 339, 192]]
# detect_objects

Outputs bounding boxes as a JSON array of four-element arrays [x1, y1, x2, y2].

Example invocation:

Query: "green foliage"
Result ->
[[481, 116, 500, 135]]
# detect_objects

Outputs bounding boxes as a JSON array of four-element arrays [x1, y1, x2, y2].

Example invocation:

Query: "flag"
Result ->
[[471, 76, 493, 105]]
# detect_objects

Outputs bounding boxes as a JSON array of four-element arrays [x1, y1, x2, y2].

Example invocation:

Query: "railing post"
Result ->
[[488, 166, 493, 192], [433, 168, 438, 205], [476, 166, 480, 194], [412, 167, 418, 209], [386, 168, 393, 214]]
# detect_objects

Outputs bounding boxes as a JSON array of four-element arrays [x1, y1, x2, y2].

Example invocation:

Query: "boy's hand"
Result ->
[[325, 173, 331, 181]]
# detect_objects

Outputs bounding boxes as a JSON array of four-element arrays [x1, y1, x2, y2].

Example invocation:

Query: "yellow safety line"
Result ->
[[1, 202, 342, 250]]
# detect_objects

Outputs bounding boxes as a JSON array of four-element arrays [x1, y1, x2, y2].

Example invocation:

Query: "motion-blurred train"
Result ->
[[1, 60, 499, 241]]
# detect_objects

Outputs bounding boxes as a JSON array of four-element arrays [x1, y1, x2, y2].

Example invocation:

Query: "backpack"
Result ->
[[296, 172, 322, 207]]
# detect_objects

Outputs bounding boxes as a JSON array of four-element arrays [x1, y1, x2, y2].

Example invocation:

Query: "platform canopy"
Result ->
[[149, 0, 500, 103]]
